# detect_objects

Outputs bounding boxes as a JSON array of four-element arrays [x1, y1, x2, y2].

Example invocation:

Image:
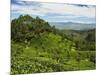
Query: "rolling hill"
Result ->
[[11, 15, 96, 75]]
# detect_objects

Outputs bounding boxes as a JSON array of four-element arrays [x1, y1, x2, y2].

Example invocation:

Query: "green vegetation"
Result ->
[[11, 15, 96, 75]]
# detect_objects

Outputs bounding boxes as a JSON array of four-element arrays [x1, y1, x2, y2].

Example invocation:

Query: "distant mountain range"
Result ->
[[49, 22, 96, 30]]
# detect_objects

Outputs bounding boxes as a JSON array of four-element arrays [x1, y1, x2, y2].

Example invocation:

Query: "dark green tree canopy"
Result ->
[[11, 15, 55, 42]]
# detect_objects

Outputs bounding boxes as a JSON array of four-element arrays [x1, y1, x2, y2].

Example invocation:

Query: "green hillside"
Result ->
[[11, 15, 96, 75]]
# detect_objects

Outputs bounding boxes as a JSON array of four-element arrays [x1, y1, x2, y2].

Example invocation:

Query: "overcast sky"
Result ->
[[11, 0, 96, 24]]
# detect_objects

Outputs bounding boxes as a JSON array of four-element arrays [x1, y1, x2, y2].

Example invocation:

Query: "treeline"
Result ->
[[61, 29, 96, 51]]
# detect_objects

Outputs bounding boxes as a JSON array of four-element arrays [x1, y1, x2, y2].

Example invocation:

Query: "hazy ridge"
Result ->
[[50, 22, 96, 30]]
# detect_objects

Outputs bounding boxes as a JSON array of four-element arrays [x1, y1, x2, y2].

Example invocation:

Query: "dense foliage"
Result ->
[[11, 15, 96, 75]]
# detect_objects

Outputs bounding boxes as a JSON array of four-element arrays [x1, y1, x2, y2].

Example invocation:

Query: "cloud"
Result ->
[[11, 2, 45, 16], [41, 3, 95, 17], [71, 4, 90, 7], [11, 1, 96, 23]]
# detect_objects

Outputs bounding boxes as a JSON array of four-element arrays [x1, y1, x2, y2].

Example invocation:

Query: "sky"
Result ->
[[11, 0, 96, 24]]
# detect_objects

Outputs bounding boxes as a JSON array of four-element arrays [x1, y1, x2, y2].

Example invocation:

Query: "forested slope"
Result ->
[[11, 15, 96, 75]]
